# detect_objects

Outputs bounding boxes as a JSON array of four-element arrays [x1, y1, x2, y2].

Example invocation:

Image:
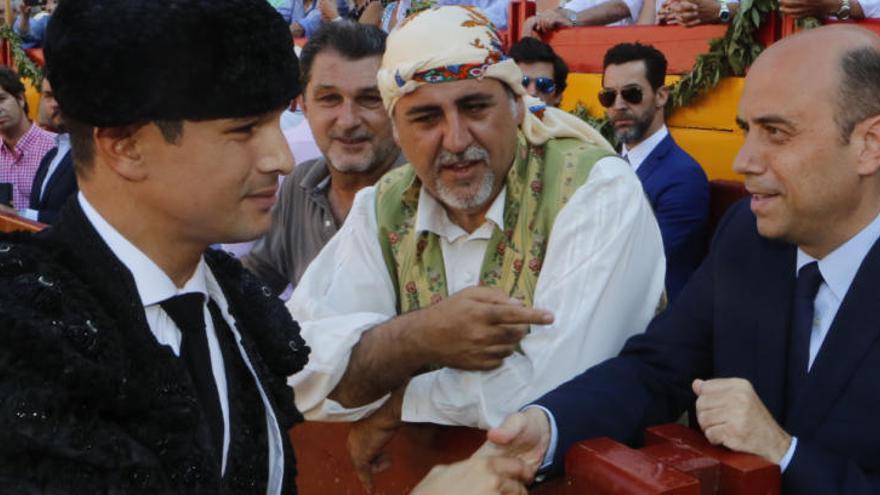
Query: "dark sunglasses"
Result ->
[[522, 76, 556, 95], [597, 85, 643, 108]]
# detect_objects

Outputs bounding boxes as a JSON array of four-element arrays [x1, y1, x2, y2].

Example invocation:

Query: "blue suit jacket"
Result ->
[[537, 200, 880, 494], [28, 147, 77, 225], [636, 134, 709, 300]]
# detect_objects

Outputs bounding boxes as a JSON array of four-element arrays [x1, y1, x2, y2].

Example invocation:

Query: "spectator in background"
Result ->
[[20, 76, 76, 224], [13, 0, 58, 49], [270, 0, 324, 37], [601, 43, 708, 301], [521, 0, 640, 37], [0, 66, 56, 214], [509, 37, 568, 107], [778, 0, 879, 20], [242, 21, 403, 294]]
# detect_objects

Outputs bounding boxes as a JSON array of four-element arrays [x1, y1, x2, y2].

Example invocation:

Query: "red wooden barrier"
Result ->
[[563, 424, 780, 495]]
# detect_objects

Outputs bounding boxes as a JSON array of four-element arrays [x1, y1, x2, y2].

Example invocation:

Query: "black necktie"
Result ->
[[160, 293, 224, 464], [786, 261, 824, 415]]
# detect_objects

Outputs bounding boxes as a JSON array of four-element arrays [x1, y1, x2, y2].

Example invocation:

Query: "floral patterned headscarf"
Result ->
[[377, 5, 614, 151]]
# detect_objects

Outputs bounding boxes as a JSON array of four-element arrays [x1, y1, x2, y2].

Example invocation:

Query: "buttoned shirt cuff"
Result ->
[[522, 405, 558, 471], [779, 436, 798, 472], [18, 208, 39, 221]]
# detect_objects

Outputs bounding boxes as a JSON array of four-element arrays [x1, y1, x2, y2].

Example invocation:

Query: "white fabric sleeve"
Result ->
[[401, 156, 667, 429], [286, 186, 397, 421], [860, 0, 880, 17]]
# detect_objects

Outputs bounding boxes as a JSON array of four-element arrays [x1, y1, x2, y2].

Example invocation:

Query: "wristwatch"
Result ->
[[836, 0, 851, 19], [718, 0, 731, 22], [560, 7, 580, 26]]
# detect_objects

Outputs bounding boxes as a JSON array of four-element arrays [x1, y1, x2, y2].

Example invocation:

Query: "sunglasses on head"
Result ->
[[521, 76, 556, 95], [597, 85, 643, 108]]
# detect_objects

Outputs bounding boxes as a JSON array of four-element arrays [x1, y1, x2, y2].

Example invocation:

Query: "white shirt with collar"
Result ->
[[779, 210, 880, 471], [288, 155, 666, 429], [621, 124, 668, 173], [77, 193, 285, 495]]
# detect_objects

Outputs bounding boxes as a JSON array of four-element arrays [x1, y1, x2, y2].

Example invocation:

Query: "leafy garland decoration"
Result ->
[[572, 0, 777, 134], [0, 25, 42, 89]]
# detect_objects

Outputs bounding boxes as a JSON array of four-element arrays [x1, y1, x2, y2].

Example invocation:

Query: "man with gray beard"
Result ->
[[242, 21, 403, 293], [287, 7, 665, 490], [601, 42, 709, 301]]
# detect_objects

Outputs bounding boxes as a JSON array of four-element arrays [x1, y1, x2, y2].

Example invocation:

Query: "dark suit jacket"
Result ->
[[537, 200, 880, 494], [0, 201, 310, 494], [635, 134, 709, 301], [28, 146, 77, 225]]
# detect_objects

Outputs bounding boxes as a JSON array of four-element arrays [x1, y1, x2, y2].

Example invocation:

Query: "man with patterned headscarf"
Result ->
[[288, 5, 665, 486]]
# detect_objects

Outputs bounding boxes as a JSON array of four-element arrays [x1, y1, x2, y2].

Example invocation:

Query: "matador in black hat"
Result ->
[[0, 1, 310, 493]]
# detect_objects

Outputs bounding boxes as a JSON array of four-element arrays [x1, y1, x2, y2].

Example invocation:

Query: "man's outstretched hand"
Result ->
[[410, 456, 530, 495], [478, 407, 553, 481]]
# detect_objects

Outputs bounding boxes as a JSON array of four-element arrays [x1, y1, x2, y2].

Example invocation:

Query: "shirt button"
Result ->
[[324, 220, 332, 228]]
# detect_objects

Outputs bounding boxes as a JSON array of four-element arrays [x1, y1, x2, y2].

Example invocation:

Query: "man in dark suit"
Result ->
[[25, 77, 76, 224], [600, 42, 709, 300], [482, 25, 880, 494], [0, 1, 311, 493]]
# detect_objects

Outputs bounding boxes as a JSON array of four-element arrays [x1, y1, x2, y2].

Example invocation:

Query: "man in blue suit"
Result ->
[[600, 42, 709, 300], [481, 25, 880, 494], [23, 77, 76, 225]]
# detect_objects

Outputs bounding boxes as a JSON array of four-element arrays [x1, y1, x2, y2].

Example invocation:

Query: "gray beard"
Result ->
[[435, 169, 496, 211]]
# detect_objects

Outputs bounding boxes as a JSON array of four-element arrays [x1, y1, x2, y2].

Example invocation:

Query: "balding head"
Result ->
[[751, 25, 880, 143]]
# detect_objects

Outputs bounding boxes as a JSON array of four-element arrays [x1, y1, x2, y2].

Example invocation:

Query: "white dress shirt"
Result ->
[[78, 193, 285, 495], [779, 210, 880, 470], [287, 155, 666, 429], [621, 125, 668, 173]]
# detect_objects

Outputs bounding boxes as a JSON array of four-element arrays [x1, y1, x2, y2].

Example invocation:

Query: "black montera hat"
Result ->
[[44, 0, 300, 127]]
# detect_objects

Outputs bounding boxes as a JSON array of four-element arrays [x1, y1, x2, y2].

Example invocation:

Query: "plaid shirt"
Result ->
[[0, 122, 57, 209]]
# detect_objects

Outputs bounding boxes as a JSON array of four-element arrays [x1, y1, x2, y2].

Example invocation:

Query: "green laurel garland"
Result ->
[[572, 0, 777, 132], [0, 24, 42, 89]]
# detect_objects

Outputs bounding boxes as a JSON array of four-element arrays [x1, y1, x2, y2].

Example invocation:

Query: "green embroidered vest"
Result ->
[[376, 133, 614, 314]]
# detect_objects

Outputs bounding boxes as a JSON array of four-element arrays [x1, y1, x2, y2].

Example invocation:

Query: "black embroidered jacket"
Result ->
[[0, 201, 310, 494]]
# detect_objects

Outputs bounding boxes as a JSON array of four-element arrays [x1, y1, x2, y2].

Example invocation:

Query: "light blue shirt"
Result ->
[[13, 12, 51, 49], [780, 210, 880, 470], [273, 0, 347, 37]]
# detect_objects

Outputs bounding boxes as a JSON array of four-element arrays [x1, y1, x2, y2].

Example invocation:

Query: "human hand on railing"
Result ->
[[693, 378, 793, 464], [0, 204, 17, 216], [347, 389, 404, 493], [778, 0, 838, 18], [319, 0, 341, 22], [656, 0, 680, 23], [666, 0, 725, 26], [478, 407, 552, 481], [410, 456, 529, 495]]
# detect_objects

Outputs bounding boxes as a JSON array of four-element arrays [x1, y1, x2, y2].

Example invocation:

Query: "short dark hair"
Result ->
[[603, 43, 667, 90], [299, 21, 387, 89], [0, 65, 27, 114], [835, 46, 880, 143], [508, 37, 569, 95]]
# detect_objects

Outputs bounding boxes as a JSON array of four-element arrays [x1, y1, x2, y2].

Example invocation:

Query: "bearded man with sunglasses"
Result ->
[[287, 6, 665, 489], [601, 42, 709, 301]]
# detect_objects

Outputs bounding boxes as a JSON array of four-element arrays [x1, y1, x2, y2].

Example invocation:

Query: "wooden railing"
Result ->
[[0, 211, 44, 233]]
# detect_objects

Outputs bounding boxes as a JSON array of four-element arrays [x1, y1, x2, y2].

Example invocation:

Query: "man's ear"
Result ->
[[655, 85, 670, 109], [392, 119, 400, 146], [94, 125, 148, 181], [855, 114, 880, 177]]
